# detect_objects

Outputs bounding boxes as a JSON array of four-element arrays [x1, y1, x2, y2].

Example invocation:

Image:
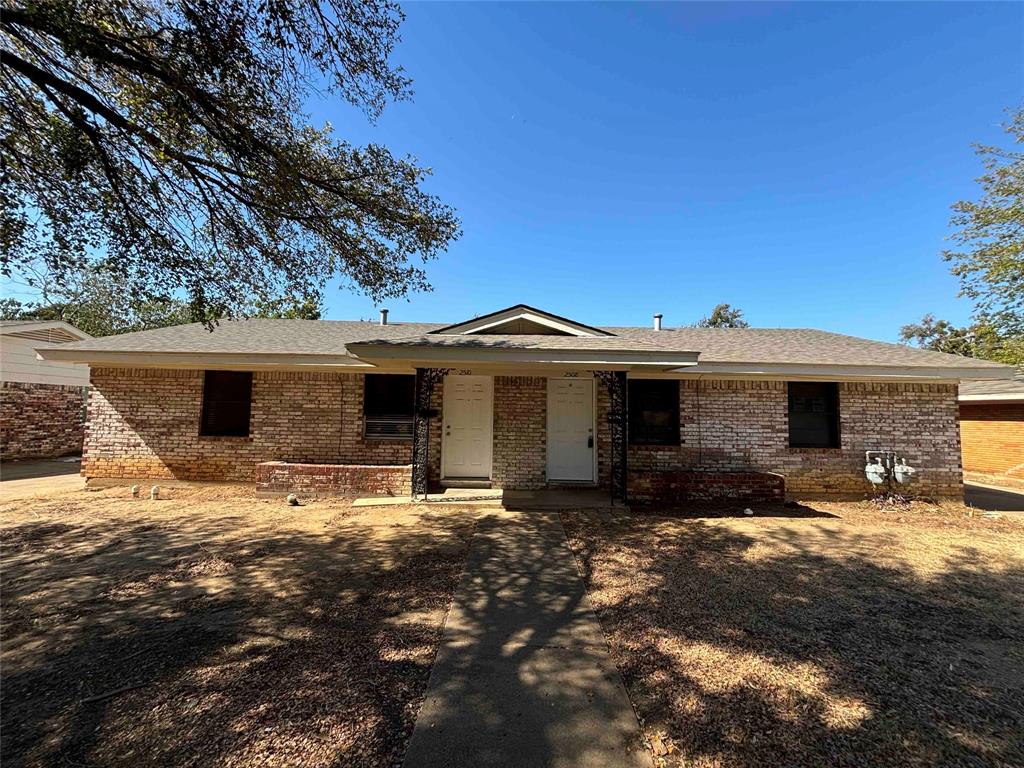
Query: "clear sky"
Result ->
[[318, 1, 1023, 340]]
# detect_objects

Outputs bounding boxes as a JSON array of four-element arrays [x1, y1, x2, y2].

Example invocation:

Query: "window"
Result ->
[[628, 379, 680, 445], [364, 374, 415, 439], [788, 382, 840, 448], [200, 371, 252, 437]]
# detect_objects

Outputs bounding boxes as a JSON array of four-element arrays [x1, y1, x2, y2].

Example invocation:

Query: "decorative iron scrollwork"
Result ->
[[593, 370, 628, 504], [412, 368, 451, 498]]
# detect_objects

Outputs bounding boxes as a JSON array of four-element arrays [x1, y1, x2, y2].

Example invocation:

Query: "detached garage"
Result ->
[[1, 320, 92, 461], [959, 375, 1024, 483]]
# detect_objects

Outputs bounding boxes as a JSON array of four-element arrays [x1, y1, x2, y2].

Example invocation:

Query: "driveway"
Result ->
[[965, 482, 1024, 512], [0, 458, 83, 501]]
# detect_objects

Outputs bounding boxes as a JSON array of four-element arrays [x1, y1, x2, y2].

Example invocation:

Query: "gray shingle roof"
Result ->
[[960, 374, 1024, 398], [44, 317, 1013, 372]]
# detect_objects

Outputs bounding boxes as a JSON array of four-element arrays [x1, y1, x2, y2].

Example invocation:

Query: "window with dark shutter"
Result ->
[[200, 371, 252, 437], [628, 379, 680, 445], [788, 382, 840, 448], [364, 374, 415, 439]]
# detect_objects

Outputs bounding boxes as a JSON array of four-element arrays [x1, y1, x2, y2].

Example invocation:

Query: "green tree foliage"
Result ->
[[944, 107, 1024, 331], [900, 314, 1023, 366], [0, 0, 460, 323], [1, 266, 193, 336], [1, 266, 324, 336], [695, 303, 750, 328], [902, 108, 1024, 368]]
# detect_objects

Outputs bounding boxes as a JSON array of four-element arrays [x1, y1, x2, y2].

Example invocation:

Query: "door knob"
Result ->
[[587, 436, 594, 448]]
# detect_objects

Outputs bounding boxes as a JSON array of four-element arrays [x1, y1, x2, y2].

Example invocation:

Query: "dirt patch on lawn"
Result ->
[[562, 501, 1024, 768], [1, 486, 478, 768]]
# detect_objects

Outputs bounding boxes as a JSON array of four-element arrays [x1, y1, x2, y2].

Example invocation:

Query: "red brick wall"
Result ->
[[602, 379, 961, 500], [83, 368, 439, 484], [492, 376, 546, 489], [83, 368, 963, 499], [255, 461, 412, 497], [959, 402, 1024, 478], [1, 381, 87, 460]]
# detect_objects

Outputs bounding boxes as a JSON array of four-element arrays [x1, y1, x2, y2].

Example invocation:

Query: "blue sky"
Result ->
[[320, 1, 1022, 340]]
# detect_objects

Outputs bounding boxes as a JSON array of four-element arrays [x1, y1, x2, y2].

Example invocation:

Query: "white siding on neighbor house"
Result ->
[[1, 335, 90, 386]]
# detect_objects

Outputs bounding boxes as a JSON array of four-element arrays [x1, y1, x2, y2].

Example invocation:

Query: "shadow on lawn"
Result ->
[[629, 500, 839, 520], [563, 512, 1024, 768], [1, 507, 476, 768]]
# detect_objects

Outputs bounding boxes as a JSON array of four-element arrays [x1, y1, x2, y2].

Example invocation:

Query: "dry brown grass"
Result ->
[[1, 486, 477, 768], [562, 500, 1024, 768]]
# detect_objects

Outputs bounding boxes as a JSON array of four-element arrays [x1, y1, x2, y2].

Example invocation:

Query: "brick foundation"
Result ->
[[959, 403, 1024, 479], [629, 469, 785, 504], [1, 381, 87, 460], [255, 461, 412, 497]]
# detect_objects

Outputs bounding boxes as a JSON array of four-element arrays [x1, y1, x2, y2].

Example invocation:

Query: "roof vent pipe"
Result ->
[[653, 313, 663, 331], [380, 308, 389, 326]]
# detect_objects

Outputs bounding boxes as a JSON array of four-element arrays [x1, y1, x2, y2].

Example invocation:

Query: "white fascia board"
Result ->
[[666, 361, 1015, 381], [348, 344, 699, 366], [35, 348, 373, 369], [437, 307, 609, 337], [463, 311, 594, 336]]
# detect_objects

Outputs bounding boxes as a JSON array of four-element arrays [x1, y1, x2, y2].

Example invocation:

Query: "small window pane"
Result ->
[[200, 371, 252, 437], [788, 382, 839, 448], [629, 380, 680, 446], [364, 374, 415, 439]]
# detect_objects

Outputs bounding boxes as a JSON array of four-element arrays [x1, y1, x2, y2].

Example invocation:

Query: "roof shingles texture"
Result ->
[[47, 318, 1012, 371]]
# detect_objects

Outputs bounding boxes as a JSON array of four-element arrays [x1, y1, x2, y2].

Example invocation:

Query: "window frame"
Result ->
[[199, 370, 253, 438], [363, 373, 416, 441], [628, 379, 681, 446], [787, 381, 840, 449]]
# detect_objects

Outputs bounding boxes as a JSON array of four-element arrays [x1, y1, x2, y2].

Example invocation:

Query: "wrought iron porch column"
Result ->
[[412, 367, 449, 499], [593, 370, 628, 504]]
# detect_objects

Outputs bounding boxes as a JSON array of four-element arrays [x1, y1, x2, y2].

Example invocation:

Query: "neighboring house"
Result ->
[[959, 374, 1024, 481], [37, 304, 1015, 502], [1, 320, 92, 461]]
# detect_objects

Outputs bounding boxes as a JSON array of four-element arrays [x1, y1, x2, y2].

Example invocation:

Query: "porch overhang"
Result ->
[[346, 342, 700, 370]]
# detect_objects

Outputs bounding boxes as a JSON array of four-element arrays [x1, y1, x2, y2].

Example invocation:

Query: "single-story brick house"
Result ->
[[1, 320, 91, 460], [958, 374, 1024, 482], [37, 304, 1015, 502]]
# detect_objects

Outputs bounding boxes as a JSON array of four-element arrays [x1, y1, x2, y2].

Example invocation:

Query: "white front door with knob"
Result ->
[[547, 378, 595, 482], [442, 375, 493, 479]]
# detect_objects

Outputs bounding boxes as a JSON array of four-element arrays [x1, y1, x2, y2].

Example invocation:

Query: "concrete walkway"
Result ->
[[403, 510, 651, 768]]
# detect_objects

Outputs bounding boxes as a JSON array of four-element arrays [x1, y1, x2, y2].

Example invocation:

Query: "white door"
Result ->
[[442, 375, 493, 479], [547, 378, 595, 482]]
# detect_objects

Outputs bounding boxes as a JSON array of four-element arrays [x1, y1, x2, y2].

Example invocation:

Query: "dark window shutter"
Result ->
[[200, 371, 253, 437], [364, 374, 415, 439], [628, 379, 681, 446], [788, 382, 840, 448]]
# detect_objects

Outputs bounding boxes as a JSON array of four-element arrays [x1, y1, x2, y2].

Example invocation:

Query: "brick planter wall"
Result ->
[[1, 381, 87, 460], [255, 461, 412, 497], [629, 469, 785, 504], [959, 403, 1024, 478]]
